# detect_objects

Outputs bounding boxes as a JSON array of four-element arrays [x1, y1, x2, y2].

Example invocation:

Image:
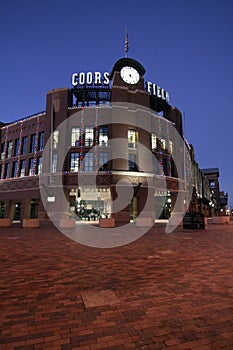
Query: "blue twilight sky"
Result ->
[[1, 0, 233, 206]]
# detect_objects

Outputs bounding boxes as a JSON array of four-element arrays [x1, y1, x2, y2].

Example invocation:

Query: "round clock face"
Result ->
[[120, 66, 140, 85]]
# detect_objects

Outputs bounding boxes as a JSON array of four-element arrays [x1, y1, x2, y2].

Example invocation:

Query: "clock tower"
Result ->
[[110, 57, 150, 107], [109, 58, 153, 224]]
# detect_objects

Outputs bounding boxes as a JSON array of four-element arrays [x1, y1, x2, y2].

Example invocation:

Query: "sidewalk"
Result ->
[[0, 223, 233, 350]]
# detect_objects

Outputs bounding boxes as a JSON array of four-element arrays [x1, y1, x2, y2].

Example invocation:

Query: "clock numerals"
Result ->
[[120, 66, 140, 85]]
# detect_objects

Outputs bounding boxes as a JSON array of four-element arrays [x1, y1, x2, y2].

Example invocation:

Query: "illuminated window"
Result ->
[[37, 157, 42, 174], [99, 126, 108, 146], [12, 161, 18, 178], [151, 134, 157, 150], [14, 139, 20, 156], [22, 137, 28, 155], [99, 152, 108, 171], [19, 160, 26, 177], [169, 140, 173, 153], [161, 139, 166, 150], [39, 132, 45, 151], [52, 154, 57, 173], [7, 141, 13, 158], [84, 152, 93, 172], [53, 130, 59, 149], [30, 134, 36, 153], [29, 158, 34, 176], [128, 130, 137, 148], [71, 127, 80, 146], [5, 163, 10, 178], [128, 153, 138, 171], [209, 180, 215, 189], [85, 127, 94, 146], [70, 152, 79, 172]]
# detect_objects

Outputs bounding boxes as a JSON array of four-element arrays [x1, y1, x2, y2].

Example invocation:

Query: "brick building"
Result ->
[[0, 57, 226, 225]]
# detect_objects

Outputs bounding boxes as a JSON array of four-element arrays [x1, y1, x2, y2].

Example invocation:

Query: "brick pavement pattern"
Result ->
[[0, 223, 233, 350]]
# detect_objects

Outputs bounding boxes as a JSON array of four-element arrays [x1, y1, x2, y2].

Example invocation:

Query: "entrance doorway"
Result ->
[[30, 200, 39, 218], [69, 187, 111, 221], [154, 193, 172, 219], [13, 202, 21, 221]]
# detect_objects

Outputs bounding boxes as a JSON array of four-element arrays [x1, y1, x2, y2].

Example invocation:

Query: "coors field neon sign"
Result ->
[[72, 72, 110, 86], [71, 72, 170, 103]]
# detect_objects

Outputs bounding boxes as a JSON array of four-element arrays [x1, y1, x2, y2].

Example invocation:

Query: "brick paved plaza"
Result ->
[[0, 222, 233, 350]]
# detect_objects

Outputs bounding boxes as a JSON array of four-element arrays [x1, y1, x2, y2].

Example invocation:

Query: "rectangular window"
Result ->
[[5, 163, 10, 178], [53, 130, 59, 149], [28, 158, 34, 176], [209, 180, 215, 189], [161, 139, 166, 150], [162, 158, 167, 176], [30, 134, 36, 153], [169, 140, 173, 153], [151, 134, 157, 150], [37, 156, 42, 174], [14, 139, 20, 156], [30, 200, 38, 219], [84, 152, 93, 172], [52, 154, 57, 173], [71, 127, 80, 147], [12, 161, 18, 178], [22, 137, 28, 155], [171, 160, 177, 178], [0, 202, 5, 218], [19, 160, 26, 177], [152, 155, 160, 174], [99, 126, 108, 146], [38, 132, 45, 151], [99, 152, 108, 171], [1, 143, 5, 161], [128, 153, 138, 171], [128, 129, 137, 148], [7, 141, 13, 158], [85, 127, 94, 147], [70, 152, 79, 172]]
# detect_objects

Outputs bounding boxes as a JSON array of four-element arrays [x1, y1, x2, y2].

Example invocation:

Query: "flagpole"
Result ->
[[125, 28, 129, 58]]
